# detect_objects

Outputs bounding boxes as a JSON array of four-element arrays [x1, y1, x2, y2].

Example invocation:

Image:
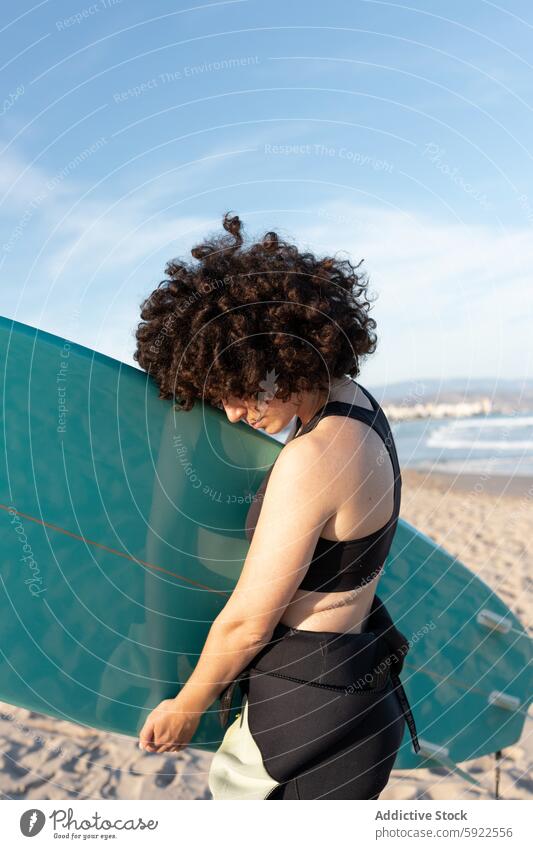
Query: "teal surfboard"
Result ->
[[0, 315, 531, 772]]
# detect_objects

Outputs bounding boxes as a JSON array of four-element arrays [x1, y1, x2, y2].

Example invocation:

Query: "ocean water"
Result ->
[[393, 412, 533, 478], [272, 412, 533, 478]]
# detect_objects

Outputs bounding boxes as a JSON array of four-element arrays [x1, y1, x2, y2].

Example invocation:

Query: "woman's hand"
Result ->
[[138, 697, 201, 753]]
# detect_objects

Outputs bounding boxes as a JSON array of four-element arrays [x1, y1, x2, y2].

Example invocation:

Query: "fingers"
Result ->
[[138, 700, 196, 753], [138, 717, 154, 750], [139, 741, 185, 754], [139, 733, 169, 753], [138, 719, 186, 753]]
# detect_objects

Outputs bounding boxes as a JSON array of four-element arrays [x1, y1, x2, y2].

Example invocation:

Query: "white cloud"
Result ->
[[296, 201, 533, 378], [0, 147, 59, 212]]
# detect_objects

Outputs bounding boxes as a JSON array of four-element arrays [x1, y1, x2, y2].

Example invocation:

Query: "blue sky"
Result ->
[[1, 0, 532, 384]]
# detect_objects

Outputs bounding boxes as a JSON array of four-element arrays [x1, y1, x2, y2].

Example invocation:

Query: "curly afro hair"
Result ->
[[133, 212, 378, 412]]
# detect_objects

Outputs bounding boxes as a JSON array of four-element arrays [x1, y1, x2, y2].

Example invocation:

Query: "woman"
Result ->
[[133, 212, 419, 800]]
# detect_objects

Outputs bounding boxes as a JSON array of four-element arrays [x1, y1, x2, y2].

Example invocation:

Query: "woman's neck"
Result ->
[[295, 376, 355, 429]]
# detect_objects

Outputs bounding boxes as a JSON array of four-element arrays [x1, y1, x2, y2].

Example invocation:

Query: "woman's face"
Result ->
[[217, 393, 297, 434]]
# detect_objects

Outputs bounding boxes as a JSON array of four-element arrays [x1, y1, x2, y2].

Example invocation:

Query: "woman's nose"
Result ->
[[222, 402, 248, 423]]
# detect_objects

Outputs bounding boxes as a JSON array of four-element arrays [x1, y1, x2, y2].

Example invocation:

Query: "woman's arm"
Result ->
[[244, 415, 300, 542], [138, 435, 336, 751], [176, 435, 335, 712]]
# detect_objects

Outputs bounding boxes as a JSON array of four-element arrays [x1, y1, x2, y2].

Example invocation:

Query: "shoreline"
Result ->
[[403, 468, 533, 500]]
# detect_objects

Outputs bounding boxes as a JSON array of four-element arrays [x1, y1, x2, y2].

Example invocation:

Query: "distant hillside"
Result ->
[[368, 377, 533, 414]]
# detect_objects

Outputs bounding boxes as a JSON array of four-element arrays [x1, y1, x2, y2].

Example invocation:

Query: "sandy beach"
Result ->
[[1, 468, 531, 801]]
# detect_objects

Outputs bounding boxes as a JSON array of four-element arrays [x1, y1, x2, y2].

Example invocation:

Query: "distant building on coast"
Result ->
[[384, 397, 493, 421]]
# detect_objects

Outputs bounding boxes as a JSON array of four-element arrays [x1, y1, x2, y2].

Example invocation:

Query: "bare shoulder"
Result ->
[[244, 437, 331, 542], [294, 413, 374, 456], [250, 433, 333, 504], [271, 435, 343, 509], [295, 414, 393, 485], [273, 431, 330, 479]]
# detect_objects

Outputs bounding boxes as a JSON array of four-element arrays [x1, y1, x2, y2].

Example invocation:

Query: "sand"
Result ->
[[1, 468, 531, 801]]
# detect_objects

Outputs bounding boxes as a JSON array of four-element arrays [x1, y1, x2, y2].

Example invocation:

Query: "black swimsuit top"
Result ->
[[293, 382, 402, 593]]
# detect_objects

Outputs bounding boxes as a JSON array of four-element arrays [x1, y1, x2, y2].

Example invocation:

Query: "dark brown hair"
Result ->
[[133, 212, 377, 411]]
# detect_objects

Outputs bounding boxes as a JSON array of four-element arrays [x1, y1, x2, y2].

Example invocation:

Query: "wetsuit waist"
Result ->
[[218, 620, 420, 755]]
